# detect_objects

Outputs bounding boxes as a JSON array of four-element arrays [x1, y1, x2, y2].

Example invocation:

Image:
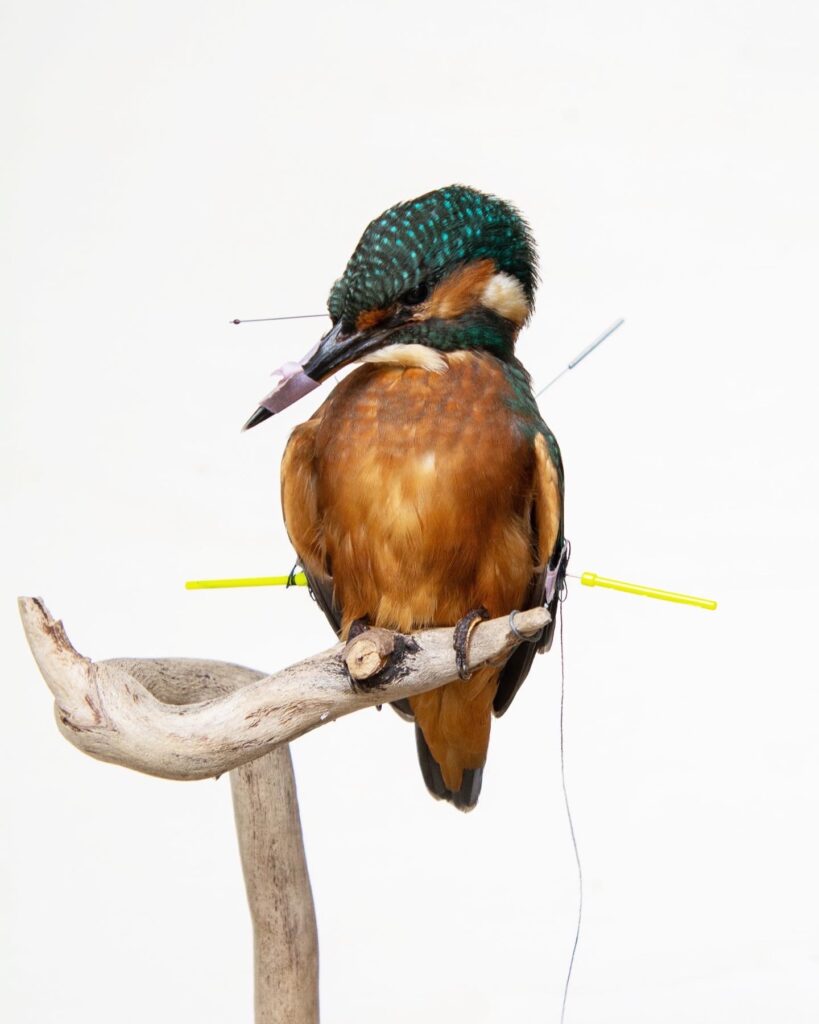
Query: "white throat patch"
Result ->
[[361, 343, 448, 373]]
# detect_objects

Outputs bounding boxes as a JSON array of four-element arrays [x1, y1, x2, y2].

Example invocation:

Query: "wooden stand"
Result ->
[[18, 597, 549, 1022]]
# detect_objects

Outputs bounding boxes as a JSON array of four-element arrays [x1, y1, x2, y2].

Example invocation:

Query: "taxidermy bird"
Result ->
[[244, 185, 566, 810]]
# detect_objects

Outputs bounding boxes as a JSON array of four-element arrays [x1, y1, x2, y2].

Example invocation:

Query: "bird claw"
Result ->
[[347, 616, 370, 640], [453, 606, 490, 679]]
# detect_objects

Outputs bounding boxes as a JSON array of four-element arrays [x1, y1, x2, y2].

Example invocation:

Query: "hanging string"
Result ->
[[559, 599, 583, 1024]]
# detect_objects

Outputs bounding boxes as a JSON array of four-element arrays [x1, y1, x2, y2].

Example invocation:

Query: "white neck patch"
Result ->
[[480, 272, 529, 326], [361, 343, 448, 373]]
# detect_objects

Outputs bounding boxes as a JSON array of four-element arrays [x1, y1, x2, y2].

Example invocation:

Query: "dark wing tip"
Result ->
[[242, 406, 274, 432]]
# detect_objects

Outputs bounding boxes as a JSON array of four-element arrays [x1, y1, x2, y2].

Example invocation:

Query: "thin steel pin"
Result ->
[[231, 314, 328, 325], [536, 318, 625, 397]]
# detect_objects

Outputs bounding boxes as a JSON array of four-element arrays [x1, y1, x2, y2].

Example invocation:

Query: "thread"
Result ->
[[559, 601, 583, 1024]]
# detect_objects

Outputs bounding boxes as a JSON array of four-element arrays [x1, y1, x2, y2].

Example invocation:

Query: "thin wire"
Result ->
[[231, 314, 327, 324], [559, 600, 583, 1024]]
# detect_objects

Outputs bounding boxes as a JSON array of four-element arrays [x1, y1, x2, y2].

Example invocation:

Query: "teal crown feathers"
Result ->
[[328, 185, 538, 325]]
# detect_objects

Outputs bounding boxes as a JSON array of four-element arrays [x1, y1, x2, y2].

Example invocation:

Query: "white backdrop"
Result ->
[[3, 1, 818, 1021]]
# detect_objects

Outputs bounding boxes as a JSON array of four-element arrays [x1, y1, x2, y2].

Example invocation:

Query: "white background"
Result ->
[[2, 1, 818, 1021]]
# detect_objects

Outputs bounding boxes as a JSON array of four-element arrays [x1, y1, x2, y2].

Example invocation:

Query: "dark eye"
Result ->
[[401, 282, 429, 306]]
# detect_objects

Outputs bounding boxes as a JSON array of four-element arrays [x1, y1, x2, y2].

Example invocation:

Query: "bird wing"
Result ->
[[493, 428, 565, 717], [280, 416, 342, 638], [302, 565, 342, 638]]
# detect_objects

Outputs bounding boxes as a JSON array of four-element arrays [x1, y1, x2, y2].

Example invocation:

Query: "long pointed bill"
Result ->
[[242, 337, 324, 431], [242, 319, 390, 430]]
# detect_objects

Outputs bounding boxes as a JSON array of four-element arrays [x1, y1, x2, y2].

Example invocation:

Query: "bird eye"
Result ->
[[401, 282, 429, 306]]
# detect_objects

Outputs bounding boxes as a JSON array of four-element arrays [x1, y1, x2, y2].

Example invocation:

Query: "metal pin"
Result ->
[[536, 318, 625, 397], [231, 314, 328, 325]]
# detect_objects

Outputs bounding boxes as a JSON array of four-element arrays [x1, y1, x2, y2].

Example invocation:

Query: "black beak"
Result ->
[[242, 319, 393, 430], [300, 319, 386, 381], [242, 406, 274, 430]]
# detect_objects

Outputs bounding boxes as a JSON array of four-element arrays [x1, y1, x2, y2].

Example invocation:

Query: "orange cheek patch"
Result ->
[[425, 259, 496, 320], [356, 306, 393, 332]]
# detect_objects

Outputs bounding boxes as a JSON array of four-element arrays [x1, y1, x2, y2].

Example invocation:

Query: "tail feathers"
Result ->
[[414, 725, 483, 812]]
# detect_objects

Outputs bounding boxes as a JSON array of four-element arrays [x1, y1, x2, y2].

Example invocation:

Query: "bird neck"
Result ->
[[388, 311, 520, 363]]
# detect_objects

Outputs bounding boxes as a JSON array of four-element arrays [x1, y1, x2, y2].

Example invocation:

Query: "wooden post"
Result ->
[[232, 750, 319, 1024], [18, 596, 549, 1021]]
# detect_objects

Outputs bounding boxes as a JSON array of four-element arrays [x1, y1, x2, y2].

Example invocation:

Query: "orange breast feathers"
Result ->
[[281, 351, 545, 633], [280, 350, 561, 792]]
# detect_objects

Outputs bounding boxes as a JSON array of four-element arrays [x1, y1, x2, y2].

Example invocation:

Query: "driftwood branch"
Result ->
[[18, 597, 549, 781], [232, 750, 319, 1024], [18, 596, 549, 1024]]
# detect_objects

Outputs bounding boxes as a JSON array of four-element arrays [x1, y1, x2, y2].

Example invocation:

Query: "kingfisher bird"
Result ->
[[244, 185, 566, 810]]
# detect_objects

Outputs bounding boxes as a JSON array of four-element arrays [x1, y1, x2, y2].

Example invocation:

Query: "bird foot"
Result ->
[[347, 617, 370, 641], [453, 606, 490, 679]]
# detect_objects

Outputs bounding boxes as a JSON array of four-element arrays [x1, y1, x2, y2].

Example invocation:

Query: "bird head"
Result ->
[[243, 185, 537, 429]]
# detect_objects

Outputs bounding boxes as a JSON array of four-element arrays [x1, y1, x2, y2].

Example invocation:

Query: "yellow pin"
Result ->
[[185, 573, 308, 590], [185, 570, 716, 610], [575, 572, 717, 610]]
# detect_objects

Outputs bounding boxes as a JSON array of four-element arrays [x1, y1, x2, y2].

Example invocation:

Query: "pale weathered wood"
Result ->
[[232, 750, 319, 1024], [114, 658, 320, 1020], [18, 596, 549, 781], [33, 650, 321, 1022], [343, 626, 396, 680], [18, 595, 550, 1024]]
